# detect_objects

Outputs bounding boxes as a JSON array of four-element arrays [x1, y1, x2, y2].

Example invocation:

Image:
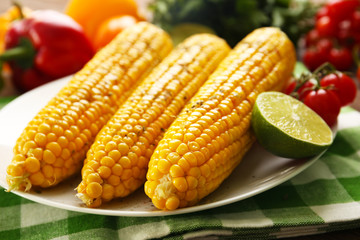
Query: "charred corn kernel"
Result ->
[[76, 34, 230, 207], [6, 22, 173, 192], [145, 27, 296, 210]]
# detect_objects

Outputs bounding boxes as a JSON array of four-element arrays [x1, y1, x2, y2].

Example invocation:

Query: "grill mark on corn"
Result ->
[[145, 27, 296, 210], [75, 34, 231, 207], [6, 22, 173, 192]]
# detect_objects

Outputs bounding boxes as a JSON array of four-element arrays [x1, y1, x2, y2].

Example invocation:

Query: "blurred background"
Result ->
[[0, 0, 359, 112]]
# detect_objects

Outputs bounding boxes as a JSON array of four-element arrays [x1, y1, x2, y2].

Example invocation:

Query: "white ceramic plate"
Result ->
[[0, 77, 330, 216]]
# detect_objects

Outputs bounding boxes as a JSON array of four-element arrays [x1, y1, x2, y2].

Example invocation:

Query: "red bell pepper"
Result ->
[[0, 8, 94, 92]]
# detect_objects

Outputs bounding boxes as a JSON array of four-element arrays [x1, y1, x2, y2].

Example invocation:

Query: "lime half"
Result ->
[[251, 91, 333, 159]]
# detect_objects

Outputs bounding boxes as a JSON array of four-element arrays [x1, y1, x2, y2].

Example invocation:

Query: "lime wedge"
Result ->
[[251, 91, 333, 159], [169, 23, 216, 46]]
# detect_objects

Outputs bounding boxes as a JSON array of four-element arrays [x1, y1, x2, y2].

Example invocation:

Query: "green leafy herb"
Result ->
[[149, 0, 319, 47]]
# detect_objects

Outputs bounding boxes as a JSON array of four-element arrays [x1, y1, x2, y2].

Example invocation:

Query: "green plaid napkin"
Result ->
[[1, 97, 360, 240]]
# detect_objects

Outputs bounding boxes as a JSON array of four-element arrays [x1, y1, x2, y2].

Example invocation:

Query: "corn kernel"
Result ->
[[38, 123, 51, 134], [61, 148, 71, 160], [29, 171, 45, 185], [42, 164, 54, 179], [123, 177, 138, 191], [183, 152, 197, 167], [114, 183, 126, 197], [165, 196, 180, 210], [7, 164, 24, 176], [168, 139, 181, 151], [100, 156, 115, 168], [186, 176, 198, 190], [47, 133, 57, 143], [185, 189, 198, 202], [157, 158, 171, 174], [58, 136, 69, 148], [94, 150, 106, 162], [64, 129, 74, 141], [53, 157, 64, 167], [152, 196, 166, 210], [172, 177, 188, 192], [43, 149, 56, 164], [105, 141, 117, 152], [86, 172, 103, 184], [121, 169, 133, 180], [176, 143, 189, 155], [177, 158, 191, 173], [188, 167, 201, 178], [200, 164, 211, 178], [108, 175, 120, 186], [86, 182, 102, 198], [183, 133, 196, 142], [23, 141, 37, 155], [24, 157, 40, 173], [111, 163, 123, 176], [46, 142, 62, 157], [169, 164, 184, 178], [131, 145, 142, 157], [97, 166, 111, 179], [194, 151, 206, 165], [119, 156, 131, 168], [167, 152, 181, 164], [34, 133, 47, 147]]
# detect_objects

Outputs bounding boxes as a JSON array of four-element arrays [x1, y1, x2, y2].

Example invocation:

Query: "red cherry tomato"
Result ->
[[284, 79, 317, 100], [320, 72, 357, 106], [303, 47, 327, 71], [316, 16, 338, 37], [316, 6, 330, 20], [351, 11, 360, 32], [316, 38, 333, 56], [328, 47, 354, 70], [326, 0, 360, 22], [303, 89, 341, 127], [297, 80, 317, 100], [284, 81, 296, 95], [305, 29, 321, 47]]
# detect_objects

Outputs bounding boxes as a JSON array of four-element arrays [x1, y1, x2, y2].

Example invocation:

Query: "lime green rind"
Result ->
[[251, 92, 333, 159]]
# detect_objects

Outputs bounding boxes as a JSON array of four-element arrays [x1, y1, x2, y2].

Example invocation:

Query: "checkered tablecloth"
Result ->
[[1, 97, 360, 240]]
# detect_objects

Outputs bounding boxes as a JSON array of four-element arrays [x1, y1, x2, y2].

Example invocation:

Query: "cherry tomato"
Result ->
[[326, 0, 360, 22], [316, 16, 338, 37], [316, 6, 330, 20], [297, 79, 317, 100], [320, 72, 357, 106], [303, 89, 341, 126], [351, 11, 360, 32], [284, 79, 317, 100], [316, 38, 333, 56], [328, 47, 354, 70], [303, 47, 327, 71], [284, 81, 296, 95], [305, 29, 321, 47], [305, 29, 320, 47]]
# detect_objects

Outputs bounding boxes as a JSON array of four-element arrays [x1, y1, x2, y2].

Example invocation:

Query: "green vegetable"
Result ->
[[149, 0, 319, 47]]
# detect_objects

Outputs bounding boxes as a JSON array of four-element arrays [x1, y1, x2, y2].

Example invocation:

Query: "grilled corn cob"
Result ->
[[76, 34, 230, 207], [6, 22, 173, 191], [144, 27, 296, 210]]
